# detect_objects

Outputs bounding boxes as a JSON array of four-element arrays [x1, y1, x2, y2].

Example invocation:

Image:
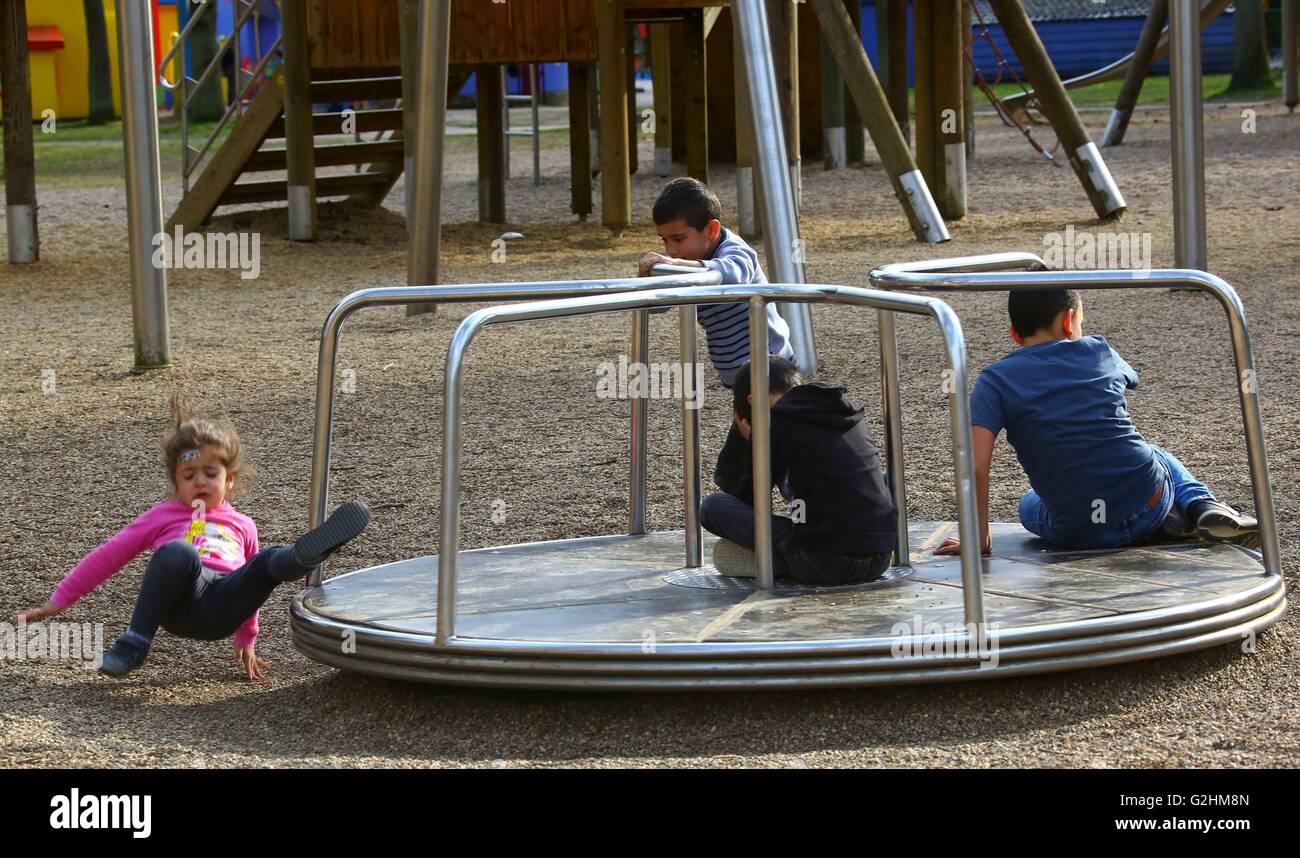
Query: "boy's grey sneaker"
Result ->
[[98, 637, 148, 677], [1190, 500, 1260, 550], [294, 501, 372, 568], [711, 538, 758, 578]]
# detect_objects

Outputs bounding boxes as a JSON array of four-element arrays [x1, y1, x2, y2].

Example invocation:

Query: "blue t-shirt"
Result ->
[[970, 335, 1162, 533]]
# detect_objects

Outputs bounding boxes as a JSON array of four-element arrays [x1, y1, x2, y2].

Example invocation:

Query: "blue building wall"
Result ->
[[858, 2, 1237, 83]]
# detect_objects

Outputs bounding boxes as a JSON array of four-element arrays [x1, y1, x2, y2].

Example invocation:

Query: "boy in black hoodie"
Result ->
[[700, 356, 898, 585]]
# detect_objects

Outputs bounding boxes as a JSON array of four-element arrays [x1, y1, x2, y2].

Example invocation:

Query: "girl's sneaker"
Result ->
[[294, 500, 372, 568], [98, 635, 149, 677]]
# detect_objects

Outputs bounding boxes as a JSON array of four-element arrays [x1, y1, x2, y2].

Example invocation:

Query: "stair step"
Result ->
[[310, 76, 403, 103], [244, 140, 405, 172], [219, 171, 394, 206], [266, 108, 405, 139]]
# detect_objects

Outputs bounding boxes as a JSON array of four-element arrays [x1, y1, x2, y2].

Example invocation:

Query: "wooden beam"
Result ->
[[597, 0, 631, 234], [282, 0, 317, 240], [703, 7, 723, 39], [875, 0, 909, 143], [477, 64, 507, 222], [568, 62, 593, 217], [626, 23, 639, 174], [844, 0, 865, 164], [810, 0, 948, 242], [650, 22, 673, 175], [684, 8, 709, 182], [2, 0, 38, 262]]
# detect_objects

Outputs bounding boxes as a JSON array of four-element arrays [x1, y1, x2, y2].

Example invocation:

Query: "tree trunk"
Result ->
[[1229, 0, 1274, 91], [83, 0, 114, 123]]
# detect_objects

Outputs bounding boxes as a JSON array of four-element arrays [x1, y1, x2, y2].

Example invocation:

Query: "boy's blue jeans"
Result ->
[[1018, 445, 1215, 549]]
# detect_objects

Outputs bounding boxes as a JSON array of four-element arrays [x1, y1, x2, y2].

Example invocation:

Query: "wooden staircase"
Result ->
[[167, 72, 416, 232]]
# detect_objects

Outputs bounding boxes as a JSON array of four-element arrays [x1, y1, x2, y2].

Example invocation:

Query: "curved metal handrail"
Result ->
[[868, 256, 1281, 579], [435, 283, 986, 646], [306, 268, 723, 587]]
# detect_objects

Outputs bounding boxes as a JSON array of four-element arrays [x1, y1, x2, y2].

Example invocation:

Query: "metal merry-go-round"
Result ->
[[289, 252, 1284, 690]]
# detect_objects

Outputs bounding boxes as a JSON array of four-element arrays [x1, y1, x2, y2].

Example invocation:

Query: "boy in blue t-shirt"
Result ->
[[935, 289, 1259, 556], [638, 177, 795, 387]]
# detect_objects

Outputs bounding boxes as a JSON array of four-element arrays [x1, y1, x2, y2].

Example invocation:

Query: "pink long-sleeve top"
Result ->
[[50, 499, 262, 648]]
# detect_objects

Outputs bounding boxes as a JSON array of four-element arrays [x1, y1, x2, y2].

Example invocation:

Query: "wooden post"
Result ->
[[684, 8, 708, 183], [913, 0, 935, 195], [400, 0, 418, 232], [766, 0, 799, 207], [876, 0, 910, 143], [933, 0, 966, 218], [811, 0, 948, 242], [1286, 0, 1298, 112], [281, 0, 317, 240], [568, 62, 593, 218], [650, 22, 672, 175], [626, 23, 639, 174], [476, 64, 506, 223], [596, 0, 630, 235], [1101, 0, 1168, 146], [1, 0, 38, 263], [963, 0, 976, 159], [988, 0, 1126, 219], [820, 29, 847, 169], [588, 62, 601, 175], [844, 0, 865, 164]]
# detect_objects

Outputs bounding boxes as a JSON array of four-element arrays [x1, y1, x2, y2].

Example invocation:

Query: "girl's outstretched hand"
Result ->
[[933, 537, 992, 556], [14, 602, 61, 624], [234, 644, 268, 681]]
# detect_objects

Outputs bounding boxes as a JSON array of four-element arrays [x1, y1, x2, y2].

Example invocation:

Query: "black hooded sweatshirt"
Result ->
[[713, 382, 898, 556]]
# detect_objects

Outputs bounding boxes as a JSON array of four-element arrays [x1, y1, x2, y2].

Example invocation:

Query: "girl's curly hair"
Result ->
[[163, 394, 253, 497]]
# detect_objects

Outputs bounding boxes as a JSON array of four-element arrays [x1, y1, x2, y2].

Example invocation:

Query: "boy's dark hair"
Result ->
[[732, 356, 803, 421], [1008, 289, 1082, 340], [652, 177, 722, 231]]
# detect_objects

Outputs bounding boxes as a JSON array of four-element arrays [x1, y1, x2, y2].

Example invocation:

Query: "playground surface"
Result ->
[[1, 99, 1297, 768]]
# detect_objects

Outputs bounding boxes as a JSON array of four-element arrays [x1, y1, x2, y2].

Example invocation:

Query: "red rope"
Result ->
[[965, 3, 1061, 163]]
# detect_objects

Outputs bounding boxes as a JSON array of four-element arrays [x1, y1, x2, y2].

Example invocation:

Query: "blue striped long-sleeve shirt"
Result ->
[[698, 228, 794, 386]]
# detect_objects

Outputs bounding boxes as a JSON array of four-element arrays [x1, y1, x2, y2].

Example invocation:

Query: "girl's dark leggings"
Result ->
[[127, 540, 307, 642]]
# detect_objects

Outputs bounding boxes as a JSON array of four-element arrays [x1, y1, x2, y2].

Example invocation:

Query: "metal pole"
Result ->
[[1169, 0, 1207, 270], [118, 0, 172, 369], [733, 0, 818, 374], [438, 323, 471, 645], [1284, 0, 1298, 112], [935, 301, 985, 628], [680, 306, 702, 567], [628, 310, 650, 534], [1101, 0, 1167, 146], [877, 309, 909, 565], [748, 299, 774, 589], [407, 0, 452, 316], [1, 0, 37, 263]]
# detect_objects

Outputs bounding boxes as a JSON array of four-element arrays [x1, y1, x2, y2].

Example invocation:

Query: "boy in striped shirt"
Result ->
[[638, 177, 795, 386]]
